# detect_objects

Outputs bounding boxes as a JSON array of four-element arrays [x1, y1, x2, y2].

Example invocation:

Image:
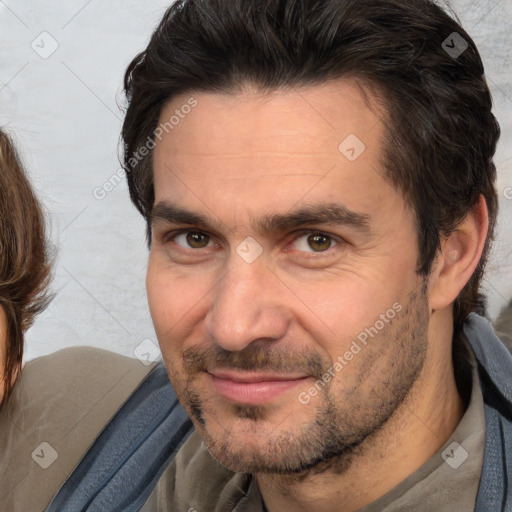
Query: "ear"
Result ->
[[428, 195, 489, 311]]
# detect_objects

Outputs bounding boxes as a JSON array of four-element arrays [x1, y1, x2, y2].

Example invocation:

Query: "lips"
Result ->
[[207, 369, 309, 405]]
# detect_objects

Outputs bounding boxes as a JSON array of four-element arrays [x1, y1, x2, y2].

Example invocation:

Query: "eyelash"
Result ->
[[162, 229, 342, 255]]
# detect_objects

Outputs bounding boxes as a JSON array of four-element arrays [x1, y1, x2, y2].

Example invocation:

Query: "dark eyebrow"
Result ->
[[151, 202, 221, 230], [151, 201, 371, 235], [253, 203, 371, 234]]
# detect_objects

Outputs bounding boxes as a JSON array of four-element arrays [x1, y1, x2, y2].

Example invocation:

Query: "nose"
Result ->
[[203, 257, 290, 352]]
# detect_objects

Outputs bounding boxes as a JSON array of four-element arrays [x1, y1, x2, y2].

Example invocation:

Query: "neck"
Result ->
[[256, 311, 465, 512]]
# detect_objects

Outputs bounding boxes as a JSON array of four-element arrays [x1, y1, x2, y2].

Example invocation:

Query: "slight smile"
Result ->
[[207, 369, 310, 405]]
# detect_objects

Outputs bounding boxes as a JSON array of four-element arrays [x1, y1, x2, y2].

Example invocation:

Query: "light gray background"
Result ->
[[0, 0, 511, 364]]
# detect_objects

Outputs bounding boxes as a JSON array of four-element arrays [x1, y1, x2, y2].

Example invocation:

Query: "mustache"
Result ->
[[182, 343, 328, 378]]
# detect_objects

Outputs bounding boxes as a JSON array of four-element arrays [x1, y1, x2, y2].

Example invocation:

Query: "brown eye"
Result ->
[[186, 231, 210, 248], [172, 231, 212, 249], [307, 233, 333, 252]]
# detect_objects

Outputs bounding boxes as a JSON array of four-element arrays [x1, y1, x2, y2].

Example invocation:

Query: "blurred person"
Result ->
[[0, 129, 191, 511], [0, 129, 51, 406]]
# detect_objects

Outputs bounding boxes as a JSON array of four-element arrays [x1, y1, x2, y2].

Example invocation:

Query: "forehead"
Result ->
[[151, 79, 403, 228], [156, 79, 383, 159]]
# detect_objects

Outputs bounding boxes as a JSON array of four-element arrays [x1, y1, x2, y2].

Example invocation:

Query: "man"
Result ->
[[116, 0, 512, 509], [44, 0, 511, 510]]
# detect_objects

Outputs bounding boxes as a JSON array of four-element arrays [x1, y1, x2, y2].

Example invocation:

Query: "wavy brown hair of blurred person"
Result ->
[[0, 130, 52, 408]]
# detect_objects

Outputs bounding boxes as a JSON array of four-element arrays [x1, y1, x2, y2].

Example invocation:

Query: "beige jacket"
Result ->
[[0, 346, 155, 512]]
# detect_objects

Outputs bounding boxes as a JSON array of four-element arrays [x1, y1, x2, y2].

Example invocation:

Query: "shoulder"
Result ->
[[0, 346, 155, 511], [20, 345, 154, 400], [12, 346, 156, 431], [464, 313, 512, 396], [464, 311, 512, 507]]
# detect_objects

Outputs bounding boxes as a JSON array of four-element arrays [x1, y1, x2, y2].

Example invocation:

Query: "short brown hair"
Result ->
[[0, 130, 52, 407], [121, 0, 500, 334]]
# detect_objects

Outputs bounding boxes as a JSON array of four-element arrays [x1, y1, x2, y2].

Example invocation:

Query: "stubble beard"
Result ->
[[172, 281, 430, 478]]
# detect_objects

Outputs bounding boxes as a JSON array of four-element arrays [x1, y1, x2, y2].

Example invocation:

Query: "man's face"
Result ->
[[147, 80, 431, 474]]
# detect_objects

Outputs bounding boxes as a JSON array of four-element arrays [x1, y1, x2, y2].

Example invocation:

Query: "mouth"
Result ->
[[207, 369, 310, 405]]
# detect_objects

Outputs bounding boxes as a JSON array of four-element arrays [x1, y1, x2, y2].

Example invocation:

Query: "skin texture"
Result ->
[[147, 79, 488, 512]]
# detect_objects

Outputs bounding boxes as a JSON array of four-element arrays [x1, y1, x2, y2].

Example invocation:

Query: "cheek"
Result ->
[[146, 260, 183, 339], [146, 256, 213, 343], [292, 269, 403, 341]]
